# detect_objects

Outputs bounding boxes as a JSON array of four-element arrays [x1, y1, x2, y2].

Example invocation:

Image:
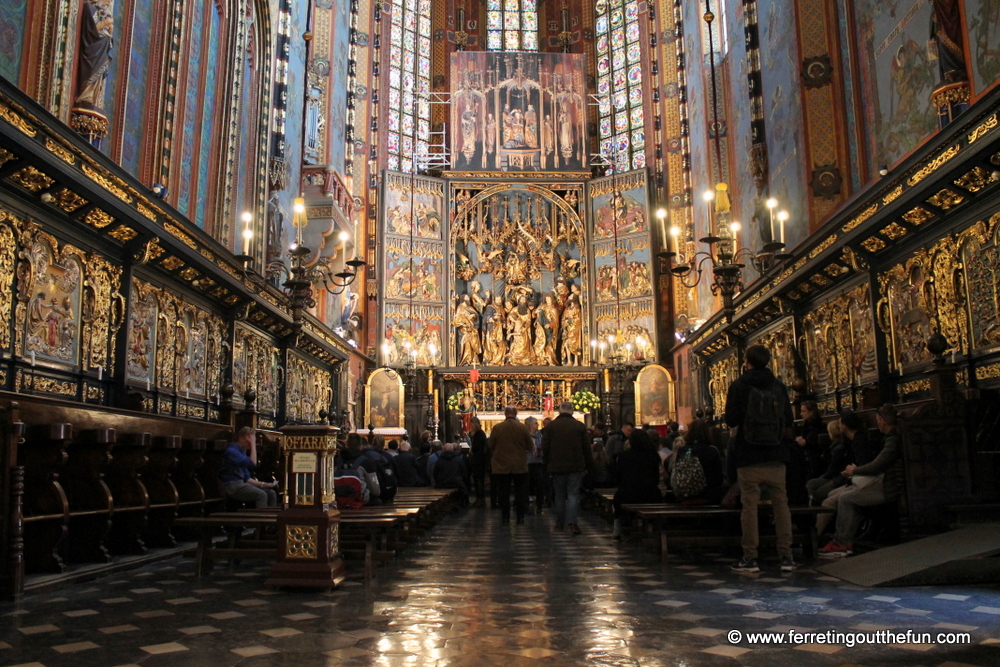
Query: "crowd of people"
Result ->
[[219, 344, 903, 571]]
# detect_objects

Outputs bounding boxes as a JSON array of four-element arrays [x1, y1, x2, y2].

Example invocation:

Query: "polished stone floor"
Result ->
[[2, 507, 1000, 666]]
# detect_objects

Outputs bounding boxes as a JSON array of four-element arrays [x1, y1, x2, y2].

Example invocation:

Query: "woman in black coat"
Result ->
[[611, 430, 662, 539]]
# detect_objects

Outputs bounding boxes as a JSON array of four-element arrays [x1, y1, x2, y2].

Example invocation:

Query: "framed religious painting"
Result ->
[[365, 368, 404, 429], [634, 364, 674, 426]]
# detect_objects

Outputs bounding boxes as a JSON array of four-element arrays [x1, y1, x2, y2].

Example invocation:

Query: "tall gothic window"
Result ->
[[596, 0, 644, 172], [486, 0, 538, 51], [387, 0, 431, 172]]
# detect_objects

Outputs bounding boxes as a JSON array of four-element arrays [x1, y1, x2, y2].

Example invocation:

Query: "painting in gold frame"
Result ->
[[634, 364, 674, 426], [365, 368, 404, 429]]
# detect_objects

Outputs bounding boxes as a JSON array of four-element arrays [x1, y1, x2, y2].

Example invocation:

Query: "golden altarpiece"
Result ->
[[376, 52, 668, 436]]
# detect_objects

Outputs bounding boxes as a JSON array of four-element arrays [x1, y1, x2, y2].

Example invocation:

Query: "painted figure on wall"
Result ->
[[930, 0, 968, 82], [366, 368, 403, 429], [635, 365, 672, 426]]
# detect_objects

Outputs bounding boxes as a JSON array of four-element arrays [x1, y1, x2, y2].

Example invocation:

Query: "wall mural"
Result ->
[[853, 0, 939, 169], [759, 0, 808, 246], [589, 171, 655, 360], [965, 0, 1000, 95], [450, 182, 589, 367], [380, 172, 446, 366], [0, 0, 26, 84], [450, 52, 588, 172]]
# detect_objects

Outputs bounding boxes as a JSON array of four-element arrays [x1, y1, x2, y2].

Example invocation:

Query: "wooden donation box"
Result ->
[[266, 425, 346, 588]]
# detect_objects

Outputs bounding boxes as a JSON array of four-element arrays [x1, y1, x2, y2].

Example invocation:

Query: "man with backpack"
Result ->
[[725, 345, 796, 573]]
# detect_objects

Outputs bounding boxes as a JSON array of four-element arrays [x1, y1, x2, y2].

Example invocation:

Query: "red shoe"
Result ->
[[817, 540, 853, 558]]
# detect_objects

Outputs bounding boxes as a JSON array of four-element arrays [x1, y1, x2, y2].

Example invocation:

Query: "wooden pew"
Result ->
[[62, 428, 114, 564], [620, 503, 833, 563], [20, 423, 72, 573]]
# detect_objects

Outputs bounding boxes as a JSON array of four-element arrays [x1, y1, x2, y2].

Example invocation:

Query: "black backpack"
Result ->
[[743, 382, 785, 446], [367, 452, 398, 503]]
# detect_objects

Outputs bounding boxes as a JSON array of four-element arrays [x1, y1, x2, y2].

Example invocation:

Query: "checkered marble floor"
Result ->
[[1, 508, 999, 666]]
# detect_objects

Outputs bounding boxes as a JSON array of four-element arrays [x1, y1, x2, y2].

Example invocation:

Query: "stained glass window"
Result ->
[[387, 0, 431, 172], [596, 0, 644, 171], [487, 0, 537, 51]]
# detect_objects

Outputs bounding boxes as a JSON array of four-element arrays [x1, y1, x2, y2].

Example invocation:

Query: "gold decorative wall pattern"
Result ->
[[80, 255, 123, 376], [961, 214, 1000, 351], [803, 282, 875, 395], [0, 213, 16, 351], [126, 279, 158, 384]]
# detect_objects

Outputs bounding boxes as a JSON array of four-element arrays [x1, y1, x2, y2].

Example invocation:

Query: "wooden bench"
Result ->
[[174, 488, 459, 580], [620, 504, 833, 563]]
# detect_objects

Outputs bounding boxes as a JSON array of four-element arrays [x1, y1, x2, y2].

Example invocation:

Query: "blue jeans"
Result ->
[[551, 471, 584, 527]]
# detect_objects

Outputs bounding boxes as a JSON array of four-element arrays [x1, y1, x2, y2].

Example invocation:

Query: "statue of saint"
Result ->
[[453, 295, 482, 366], [485, 113, 496, 157], [72, 0, 114, 140], [506, 295, 536, 366], [524, 104, 538, 148], [482, 295, 507, 366], [559, 107, 574, 160], [560, 294, 583, 366], [533, 293, 560, 366]]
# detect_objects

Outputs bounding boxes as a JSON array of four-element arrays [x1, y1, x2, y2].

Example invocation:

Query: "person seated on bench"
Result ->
[[218, 426, 277, 508], [394, 440, 422, 487], [819, 404, 903, 558], [668, 419, 724, 505], [815, 410, 865, 536], [611, 429, 662, 540], [433, 442, 469, 505], [806, 420, 849, 509]]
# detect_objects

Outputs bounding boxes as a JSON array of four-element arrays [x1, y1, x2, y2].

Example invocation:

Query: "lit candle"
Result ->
[[656, 208, 667, 249], [241, 212, 253, 255], [730, 221, 741, 252], [766, 197, 777, 242], [427, 369, 433, 394], [604, 368, 611, 393], [669, 225, 680, 255], [433, 388, 439, 419], [777, 210, 789, 245]]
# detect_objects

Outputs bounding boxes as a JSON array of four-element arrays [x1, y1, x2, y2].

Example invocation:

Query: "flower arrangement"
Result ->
[[571, 390, 600, 413], [446, 392, 462, 411]]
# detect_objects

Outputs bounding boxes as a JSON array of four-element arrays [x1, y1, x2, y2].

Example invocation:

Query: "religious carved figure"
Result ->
[[524, 104, 538, 148], [71, 0, 114, 144], [507, 295, 536, 366], [482, 295, 508, 366], [453, 295, 482, 366], [533, 293, 560, 366], [560, 294, 583, 366]]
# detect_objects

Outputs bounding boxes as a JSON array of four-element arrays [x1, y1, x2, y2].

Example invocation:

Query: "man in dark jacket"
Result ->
[[394, 440, 422, 487], [725, 345, 796, 573], [487, 406, 534, 525], [542, 402, 593, 535], [819, 404, 904, 557], [433, 442, 469, 505], [468, 417, 489, 507]]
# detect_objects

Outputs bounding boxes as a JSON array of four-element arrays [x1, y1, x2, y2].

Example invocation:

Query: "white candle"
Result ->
[[898, 363, 904, 376], [146, 378, 151, 391], [97, 366, 103, 381], [951, 351, 957, 364], [30, 350, 35, 367], [186, 389, 190, 399]]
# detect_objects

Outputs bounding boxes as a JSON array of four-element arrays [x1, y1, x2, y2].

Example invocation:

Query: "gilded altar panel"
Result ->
[[126, 279, 158, 384], [961, 215, 1000, 351], [234, 324, 282, 417], [80, 255, 123, 375], [448, 180, 590, 367], [803, 282, 875, 394], [286, 352, 332, 424]]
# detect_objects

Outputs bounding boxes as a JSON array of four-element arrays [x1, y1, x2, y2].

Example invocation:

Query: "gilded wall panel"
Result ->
[[81, 255, 123, 375], [708, 353, 739, 424], [878, 255, 936, 367], [0, 214, 16, 351], [803, 283, 874, 394], [234, 324, 282, 417], [746, 318, 797, 389], [126, 279, 158, 384], [15, 229, 86, 369], [962, 216, 1000, 351], [286, 352, 332, 424]]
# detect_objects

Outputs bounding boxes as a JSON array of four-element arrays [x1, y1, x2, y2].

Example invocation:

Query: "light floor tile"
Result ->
[[654, 599, 689, 607], [891, 643, 936, 651], [63, 609, 99, 617], [283, 612, 319, 621], [725, 599, 759, 606], [100, 598, 132, 604], [52, 641, 100, 653], [260, 627, 302, 638], [971, 606, 1000, 615], [18, 625, 59, 635], [232, 646, 279, 657], [207, 611, 246, 620], [745, 611, 783, 620], [866, 595, 900, 603], [178, 626, 220, 635], [134, 610, 173, 618], [933, 622, 977, 632], [935, 594, 971, 601], [683, 627, 725, 637], [140, 642, 188, 655], [798, 596, 831, 604], [702, 645, 751, 657], [99, 625, 140, 634], [511, 647, 560, 658], [164, 597, 200, 605], [795, 643, 844, 654]]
